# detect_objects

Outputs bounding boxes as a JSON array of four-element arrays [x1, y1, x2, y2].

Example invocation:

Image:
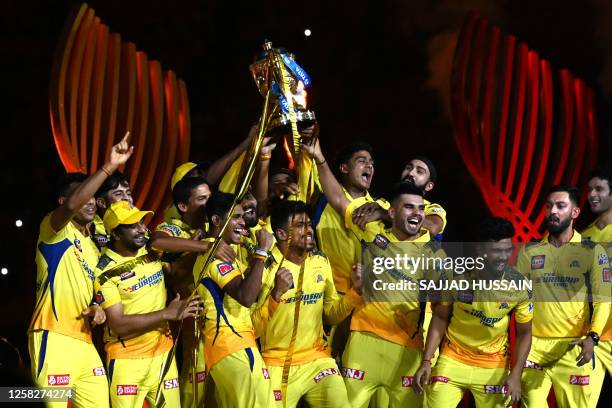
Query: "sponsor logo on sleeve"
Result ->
[[120, 271, 136, 281], [217, 262, 234, 276], [531, 255, 545, 269], [273, 390, 282, 401], [92, 367, 106, 376], [374, 234, 389, 249], [163, 378, 179, 389], [117, 385, 138, 395], [569, 375, 589, 386], [313, 368, 339, 383], [262, 368, 270, 379], [341, 367, 365, 380], [598, 253, 609, 265], [484, 385, 506, 394], [47, 374, 70, 386], [603, 268, 611, 283], [402, 376, 414, 387]]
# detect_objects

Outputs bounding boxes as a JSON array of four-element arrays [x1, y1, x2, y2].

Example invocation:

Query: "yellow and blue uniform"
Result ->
[[94, 248, 179, 408], [193, 248, 273, 407], [156, 217, 207, 408], [580, 222, 612, 408], [253, 245, 360, 407], [28, 214, 109, 408], [425, 267, 532, 408], [517, 231, 611, 408], [340, 200, 437, 408]]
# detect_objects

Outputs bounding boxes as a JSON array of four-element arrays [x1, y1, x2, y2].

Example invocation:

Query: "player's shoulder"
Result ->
[[503, 265, 528, 283], [96, 253, 114, 272], [580, 237, 597, 250], [156, 222, 183, 237], [522, 238, 544, 251], [310, 249, 328, 260]]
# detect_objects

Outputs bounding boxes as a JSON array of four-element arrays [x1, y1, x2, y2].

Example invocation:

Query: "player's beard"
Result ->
[[545, 216, 571, 236], [402, 176, 426, 193]]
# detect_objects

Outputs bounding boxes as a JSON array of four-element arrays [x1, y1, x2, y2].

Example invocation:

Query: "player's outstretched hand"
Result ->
[[502, 372, 522, 406], [164, 294, 203, 321], [80, 304, 106, 327], [570, 337, 595, 366], [108, 131, 134, 168], [272, 267, 293, 302], [414, 361, 431, 394]]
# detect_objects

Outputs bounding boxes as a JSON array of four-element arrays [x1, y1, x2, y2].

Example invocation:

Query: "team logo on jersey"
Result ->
[[120, 271, 136, 280], [531, 255, 545, 269], [599, 253, 609, 265], [47, 374, 70, 386], [163, 378, 179, 389], [374, 234, 389, 249], [92, 367, 106, 376], [74, 238, 82, 252], [262, 368, 270, 379], [484, 385, 506, 394], [523, 360, 542, 370], [95, 291, 105, 304], [402, 376, 414, 387], [430, 376, 449, 383], [117, 385, 138, 395], [273, 390, 282, 401], [602, 268, 611, 283], [569, 375, 589, 385], [498, 302, 509, 309], [188, 371, 206, 383], [316, 274, 324, 283], [93, 234, 109, 247], [217, 262, 234, 276], [569, 260, 581, 268], [341, 367, 365, 380], [313, 368, 339, 383]]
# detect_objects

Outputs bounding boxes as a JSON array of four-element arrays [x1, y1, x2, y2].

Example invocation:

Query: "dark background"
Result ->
[[1, 0, 610, 385]]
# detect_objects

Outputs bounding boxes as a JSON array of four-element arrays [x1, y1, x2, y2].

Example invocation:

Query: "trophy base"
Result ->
[[268, 110, 316, 133]]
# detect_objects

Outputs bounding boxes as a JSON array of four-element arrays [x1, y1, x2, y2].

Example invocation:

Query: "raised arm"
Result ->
[[50, 132, 133, 231], [223, 229, 274, 307], [205, 126, 255, 187], [301, 139, 350, 218]]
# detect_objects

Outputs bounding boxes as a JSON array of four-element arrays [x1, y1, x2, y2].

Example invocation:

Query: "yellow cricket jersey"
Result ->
[[253, 246, 360, 366], [343, 200, 437, 349], [94, 248, 173, 359], [441, 267, 532, 369], [516, 231, 611, 338], [193, 249, 257, 368], [29, 215, 99, 343], [313, 189, 390, 294], [581, 221, 612, 340]]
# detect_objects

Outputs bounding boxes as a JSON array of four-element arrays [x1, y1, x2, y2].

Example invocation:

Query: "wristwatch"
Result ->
[[587, 331, 600, 346]]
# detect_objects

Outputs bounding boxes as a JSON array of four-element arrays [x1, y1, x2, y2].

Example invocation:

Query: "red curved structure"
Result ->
[[451, 14, 599, 242], [49, 3, 191, 225]]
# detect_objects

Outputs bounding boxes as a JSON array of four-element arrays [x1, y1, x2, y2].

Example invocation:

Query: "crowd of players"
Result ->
[[28, 125, 611, 408]]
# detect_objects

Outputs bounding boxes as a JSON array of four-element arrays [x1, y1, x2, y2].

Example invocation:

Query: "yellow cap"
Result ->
[[170, 162, 198, 190], [103, 201, 153, 233]]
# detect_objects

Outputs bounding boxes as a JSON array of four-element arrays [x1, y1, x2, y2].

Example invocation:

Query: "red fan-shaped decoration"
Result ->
[[451, 13, 599, 242], [49, 3, 191, 225]]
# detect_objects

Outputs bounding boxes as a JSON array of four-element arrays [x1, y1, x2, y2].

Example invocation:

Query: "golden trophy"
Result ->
[[249, 40, 316, 162]]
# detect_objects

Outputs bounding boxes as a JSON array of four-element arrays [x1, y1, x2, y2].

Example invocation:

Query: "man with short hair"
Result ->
[[302, 139, 442, 407], [92, 171, 134, 249], [414, 217, 533, 407], [94, 201, 201, 408], [193, 191, 274, 407], [517, 185, 611, 408], [254, 200, 362, 407], [28, 133, 133, 408], [580, 168, 612, 408]]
